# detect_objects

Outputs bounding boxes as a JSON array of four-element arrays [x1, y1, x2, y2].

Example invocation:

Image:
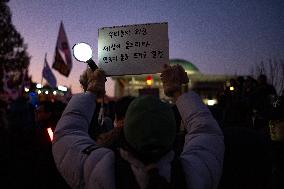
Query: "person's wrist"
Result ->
[[172, 91, 181, 102], [181, 83, 188, 93], [172, 83, 189, 102]]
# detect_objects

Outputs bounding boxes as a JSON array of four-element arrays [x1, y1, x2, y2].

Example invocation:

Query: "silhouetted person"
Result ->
[[252, 74, 277, 133], [0, 93, 12, 187], [96, 96, 135, 149], [268, 95, 284, 189], [221, 78, 251, 128], [6, 96, 37, 188], [34, 100, 69, 189], [218, 127, 271, 189], [257, 74, 277, 95]]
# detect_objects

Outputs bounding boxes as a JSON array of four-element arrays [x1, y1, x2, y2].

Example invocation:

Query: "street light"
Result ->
[[58, 85, 68, 92], [72, 42, 98, 71], [207, 99, 217, 106], [36, 83, 43, 88]]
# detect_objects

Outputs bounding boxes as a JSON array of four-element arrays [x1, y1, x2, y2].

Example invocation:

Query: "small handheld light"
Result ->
[[72, 42, 98, 71], [73, 43, 105, 124]]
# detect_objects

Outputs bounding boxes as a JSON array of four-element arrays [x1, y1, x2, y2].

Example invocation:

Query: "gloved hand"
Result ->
[[79, 68, 106, 98], [160, 64, 189, 99]]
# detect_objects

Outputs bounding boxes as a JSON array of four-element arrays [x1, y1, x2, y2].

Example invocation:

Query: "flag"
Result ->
[[43, 54, 57, 88], [52, 21, 72, 77]]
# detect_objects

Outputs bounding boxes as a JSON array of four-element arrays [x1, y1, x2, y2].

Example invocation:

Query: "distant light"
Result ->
[[230, 86, 234, 91], [146, 75, 153, 86], [53, 91, 57, 95], [47, 127, 53, 141], [24, 87, 29, 92], [73, 42, 93, 62], [146, 79, 152, 86], [29, 92, 36, 97], [207, 99, 217, 106], [37, 90, 42, 94], [203, 99, 218, 106], [58, 85, 68, 92], [36, 84, 43, 88], [45, 91, 49, 95]]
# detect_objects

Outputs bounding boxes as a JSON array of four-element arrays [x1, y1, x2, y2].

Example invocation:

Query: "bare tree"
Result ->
[[251, 58, 284, 95]]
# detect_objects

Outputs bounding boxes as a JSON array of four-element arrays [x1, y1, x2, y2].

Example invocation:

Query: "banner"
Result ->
[[43, 54, 57, 88], [98, 22, 169, 76], [52, 21, 72, 77]]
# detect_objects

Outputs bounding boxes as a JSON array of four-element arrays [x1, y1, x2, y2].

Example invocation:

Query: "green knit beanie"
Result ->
[[123, 96, 176, 158]]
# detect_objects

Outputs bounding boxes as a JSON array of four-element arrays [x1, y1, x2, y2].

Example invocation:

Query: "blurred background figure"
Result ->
[[96, 96, 135, 149], [218, 127, 271, 189], [0, 92, 12, 187], [5, 95, 37, 188], [268, 95, 284, 189], [33, 100, 69, 189], [251, 74, 277, 135]]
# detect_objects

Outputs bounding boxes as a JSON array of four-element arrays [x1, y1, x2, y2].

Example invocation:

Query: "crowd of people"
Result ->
[[214, 74, 277, 131], [0, 95, 70, 188], [0, 65, 283, 189]]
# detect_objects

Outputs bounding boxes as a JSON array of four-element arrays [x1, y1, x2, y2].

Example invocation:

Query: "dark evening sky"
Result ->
[[8, 0, 284, 95]]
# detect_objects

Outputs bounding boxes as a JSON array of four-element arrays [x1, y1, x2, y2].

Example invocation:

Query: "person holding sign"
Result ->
[[52, 65, 224, 189]]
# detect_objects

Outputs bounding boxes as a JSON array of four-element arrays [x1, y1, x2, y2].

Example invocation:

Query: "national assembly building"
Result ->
[[112, 59, 235, 106]]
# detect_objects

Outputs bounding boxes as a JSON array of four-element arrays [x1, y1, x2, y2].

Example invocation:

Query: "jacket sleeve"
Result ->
[[52, 92, 115, 189], [177, 91, 224, 189]]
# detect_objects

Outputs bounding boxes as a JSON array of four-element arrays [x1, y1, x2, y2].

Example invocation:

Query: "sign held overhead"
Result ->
[[98, 22, 169, 76]]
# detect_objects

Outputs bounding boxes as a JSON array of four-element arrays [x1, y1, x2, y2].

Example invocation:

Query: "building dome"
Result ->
[[170, 59, 200, 74]]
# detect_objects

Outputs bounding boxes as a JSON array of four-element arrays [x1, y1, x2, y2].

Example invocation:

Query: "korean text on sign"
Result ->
[[98, 22, 169, 76]]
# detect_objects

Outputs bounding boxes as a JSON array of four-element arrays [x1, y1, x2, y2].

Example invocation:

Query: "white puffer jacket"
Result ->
[[52, 91, 224, 189]]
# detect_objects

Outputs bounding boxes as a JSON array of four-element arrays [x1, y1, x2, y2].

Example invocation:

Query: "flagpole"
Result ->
[[41, 53, 47, 86], [41, 75, 43, 86]]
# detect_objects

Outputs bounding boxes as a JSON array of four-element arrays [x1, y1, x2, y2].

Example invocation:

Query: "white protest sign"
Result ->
[[98, 22, 169, 76]]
